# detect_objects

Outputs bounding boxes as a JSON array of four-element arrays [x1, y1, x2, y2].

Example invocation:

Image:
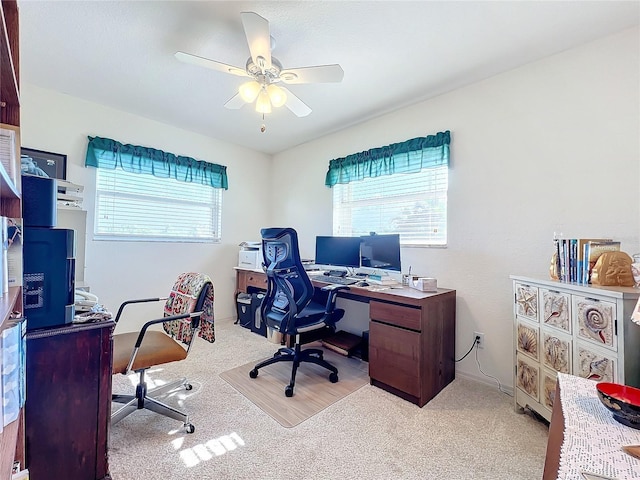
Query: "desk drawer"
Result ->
[[369, 321, 420, 397], [246, 272, 267, 290], [238, 270, 267, 292], [370, 300, 421, 331]]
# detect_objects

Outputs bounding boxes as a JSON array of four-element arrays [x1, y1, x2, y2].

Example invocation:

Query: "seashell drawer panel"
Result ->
[[511, 276, 640, 422]]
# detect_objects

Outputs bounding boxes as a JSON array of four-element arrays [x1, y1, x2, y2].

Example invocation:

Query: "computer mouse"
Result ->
[[355, 281, 369, 287]]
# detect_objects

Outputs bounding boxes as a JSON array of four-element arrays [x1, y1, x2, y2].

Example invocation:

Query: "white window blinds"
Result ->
[[333, 165, 448, 246], [94, 168, 222, 242]]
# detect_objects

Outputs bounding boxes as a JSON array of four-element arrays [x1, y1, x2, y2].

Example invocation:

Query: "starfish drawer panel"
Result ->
[[514, 282, 539, 321]]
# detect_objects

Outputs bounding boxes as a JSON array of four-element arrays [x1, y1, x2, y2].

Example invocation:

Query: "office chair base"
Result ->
[[249, 344, 339, 397], [112, 376, 195, 433]]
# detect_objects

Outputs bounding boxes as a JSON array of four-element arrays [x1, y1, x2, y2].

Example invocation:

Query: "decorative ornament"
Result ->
[[591, 251, 634, 286]]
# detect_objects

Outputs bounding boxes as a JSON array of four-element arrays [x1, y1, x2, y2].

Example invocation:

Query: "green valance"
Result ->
[[85, 136, 228, 190], [325, 130, 450, 187]]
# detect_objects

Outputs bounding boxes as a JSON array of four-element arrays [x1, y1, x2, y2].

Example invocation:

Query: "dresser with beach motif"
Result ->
[[510, 276, 640, 422]]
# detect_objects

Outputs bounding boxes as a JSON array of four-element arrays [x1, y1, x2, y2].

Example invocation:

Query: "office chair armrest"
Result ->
[[320, 284, 350, 293], [320, 284, 350, 311], [114, 297, 169, 324], [135, 311, 203, 348], [124, 311, 203, 374]]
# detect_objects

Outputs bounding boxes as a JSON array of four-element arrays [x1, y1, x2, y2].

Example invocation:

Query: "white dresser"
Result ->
[[510, 275, 640, 421]]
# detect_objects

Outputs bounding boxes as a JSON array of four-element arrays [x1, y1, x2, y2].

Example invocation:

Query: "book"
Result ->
[[576, 238, 612, 284], [321, 330, 362, 356], [586, 240, 621, 284]]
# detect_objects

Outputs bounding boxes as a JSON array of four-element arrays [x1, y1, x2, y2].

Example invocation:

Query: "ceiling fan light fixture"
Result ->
[[267, 84, 287, 108], [255, 88, 272, 114], [239, 81, 261, 103]]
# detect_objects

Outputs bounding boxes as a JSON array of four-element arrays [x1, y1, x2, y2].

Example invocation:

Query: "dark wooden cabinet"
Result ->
[[369, 291, 456, 407], [25, 321, 115, 480]]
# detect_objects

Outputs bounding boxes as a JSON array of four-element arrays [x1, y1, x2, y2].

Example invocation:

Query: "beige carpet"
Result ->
[[220, 345, 369, 427], [109, 318, 550, 480]]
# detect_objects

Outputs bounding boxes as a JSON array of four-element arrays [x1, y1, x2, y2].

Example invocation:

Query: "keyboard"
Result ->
[[319, 275, 358, 285]]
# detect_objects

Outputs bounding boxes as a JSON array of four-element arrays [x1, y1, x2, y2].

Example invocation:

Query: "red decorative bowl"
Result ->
[[596, 382, 640, 430]]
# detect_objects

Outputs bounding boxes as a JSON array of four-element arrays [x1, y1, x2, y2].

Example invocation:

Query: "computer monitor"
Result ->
[[360, 234, 402, 272], [315, 236, 361, 268]]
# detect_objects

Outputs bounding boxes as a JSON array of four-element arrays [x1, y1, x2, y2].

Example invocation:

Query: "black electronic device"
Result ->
[[360, 233, 402, 272], [314, 236, 361, 269], [23, 227, 76, 331]]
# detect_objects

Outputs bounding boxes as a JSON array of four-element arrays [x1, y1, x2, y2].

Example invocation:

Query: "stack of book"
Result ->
[[555, 238, 620, 284]]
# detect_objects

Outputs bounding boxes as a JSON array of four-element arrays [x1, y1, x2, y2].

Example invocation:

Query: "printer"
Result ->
[[238, 241, 263, 270]]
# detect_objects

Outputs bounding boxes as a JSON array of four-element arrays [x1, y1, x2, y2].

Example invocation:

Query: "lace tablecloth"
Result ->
[[557, 373, 640, 479]]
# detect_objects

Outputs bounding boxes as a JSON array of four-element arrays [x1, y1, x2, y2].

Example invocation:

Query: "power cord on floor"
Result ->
[[475, 345, 512, 396], [455, 334, 512, 396]]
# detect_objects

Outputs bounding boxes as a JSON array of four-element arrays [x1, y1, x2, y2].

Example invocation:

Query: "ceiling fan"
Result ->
[[175, 11, 344, 118]]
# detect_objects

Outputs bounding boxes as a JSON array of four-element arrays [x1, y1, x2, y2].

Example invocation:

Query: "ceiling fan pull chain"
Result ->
[[261, 114, 266, 133]]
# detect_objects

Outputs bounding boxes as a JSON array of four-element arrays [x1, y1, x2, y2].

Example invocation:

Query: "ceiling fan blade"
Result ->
[[280, 64, 344, 84], [280, 87, 311, 117], [240, 12, 272, 71], [224, 93, 246, 110], [175, 51, 247, 77]]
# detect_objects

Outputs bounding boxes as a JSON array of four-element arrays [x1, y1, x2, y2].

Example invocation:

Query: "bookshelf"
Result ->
[[0, 1, 24, 478]]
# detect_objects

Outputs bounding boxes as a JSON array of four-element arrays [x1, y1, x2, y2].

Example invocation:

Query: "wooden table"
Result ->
[[542, 381, 563, 480], [235, 267, 457, 407]]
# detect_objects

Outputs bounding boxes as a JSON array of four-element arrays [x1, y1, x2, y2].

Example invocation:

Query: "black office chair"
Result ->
[[249, 227, 349, 397]]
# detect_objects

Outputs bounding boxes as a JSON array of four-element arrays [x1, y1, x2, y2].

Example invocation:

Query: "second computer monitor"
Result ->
[[315, 236, 361, 268], [360, 234, 402, 272]]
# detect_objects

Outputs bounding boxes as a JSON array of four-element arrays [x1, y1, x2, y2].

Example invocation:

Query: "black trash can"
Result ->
[[236, 293, 252, 329], [250, 292, 266, 337]]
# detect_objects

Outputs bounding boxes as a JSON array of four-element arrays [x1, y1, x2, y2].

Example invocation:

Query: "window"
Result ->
[[333, 165, 448, 246], [327, 131, 450, 246], [94, 168, 222, 242]]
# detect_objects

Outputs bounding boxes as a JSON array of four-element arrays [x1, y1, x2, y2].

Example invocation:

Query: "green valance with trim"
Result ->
[[85, 136, 228, 190], [325, 130, 450, 187]]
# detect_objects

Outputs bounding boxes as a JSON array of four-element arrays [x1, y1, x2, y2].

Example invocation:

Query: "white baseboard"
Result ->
[[455, 370, 514, 396]]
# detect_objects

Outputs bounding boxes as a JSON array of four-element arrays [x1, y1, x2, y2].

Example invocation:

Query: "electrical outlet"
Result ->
[[474, 331, 485, 349]]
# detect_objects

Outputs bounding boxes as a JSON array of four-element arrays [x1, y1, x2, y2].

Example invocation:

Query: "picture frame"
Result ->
[[20, 147, 67, 180]]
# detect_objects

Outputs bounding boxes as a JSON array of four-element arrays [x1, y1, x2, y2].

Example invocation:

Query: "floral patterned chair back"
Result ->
[[162, 272, 215, 345]]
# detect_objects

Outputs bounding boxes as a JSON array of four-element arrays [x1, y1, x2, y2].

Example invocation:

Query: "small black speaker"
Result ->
[[22, 175, 57, 227]]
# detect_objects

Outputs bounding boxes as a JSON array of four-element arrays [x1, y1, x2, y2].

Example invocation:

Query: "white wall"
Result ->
[[20, 84, 272, 331], [271, 27, 640, 388], [19, 27, 639, 389]]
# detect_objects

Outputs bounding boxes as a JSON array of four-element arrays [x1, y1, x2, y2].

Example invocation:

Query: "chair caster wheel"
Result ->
[[249, 369, 259, 379], [329, 372, 339, 383], [285, 385, 294, 397], [185, 383, 193, 391], [185, 423, 195, 434]]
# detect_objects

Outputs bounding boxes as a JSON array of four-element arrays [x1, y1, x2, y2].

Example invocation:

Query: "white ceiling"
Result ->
[[19, 1, 640, 155]]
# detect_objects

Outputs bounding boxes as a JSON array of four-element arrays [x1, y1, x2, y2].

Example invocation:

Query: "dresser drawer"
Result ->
[[370, 300, 421, 331], [369, 321, 420, 397]]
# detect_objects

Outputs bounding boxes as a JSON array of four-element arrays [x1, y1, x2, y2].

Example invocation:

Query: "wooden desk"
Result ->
[[235, 268, 456, 407]]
